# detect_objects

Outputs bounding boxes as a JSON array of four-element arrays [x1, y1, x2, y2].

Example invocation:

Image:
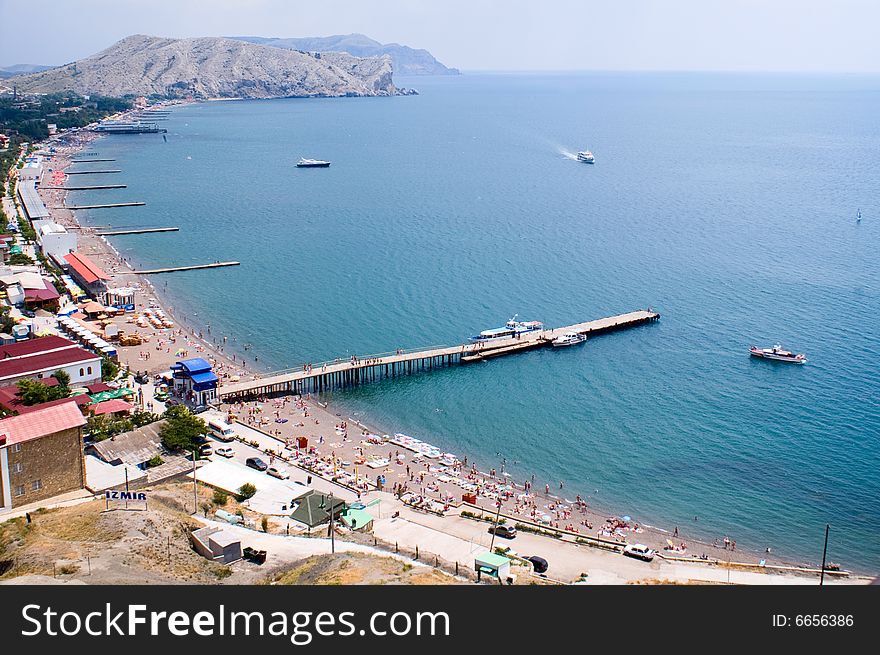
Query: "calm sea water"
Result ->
[[70, 73, 880, 572]]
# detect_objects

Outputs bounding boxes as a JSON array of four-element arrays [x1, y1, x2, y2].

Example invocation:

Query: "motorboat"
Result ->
[[296, 158, 331, 168], [577, 150, 595, 163], [470, 315, 544, 342], [749, 345, 806, 364], [552, 332, 587, 347]]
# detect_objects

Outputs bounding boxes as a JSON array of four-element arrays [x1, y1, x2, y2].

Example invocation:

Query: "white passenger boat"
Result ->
[[470, 315, 544, 342], [577, 150, 595, 163]]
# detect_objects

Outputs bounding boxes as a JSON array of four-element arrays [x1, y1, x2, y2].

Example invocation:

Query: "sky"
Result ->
[[1, 0, 878, 72]]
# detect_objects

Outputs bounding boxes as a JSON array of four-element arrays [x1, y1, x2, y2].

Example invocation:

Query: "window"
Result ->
[[80, 368, 85, 377], [13, 462, 23, 474], [11, 443, 21, 453], [87, 366, 92, 375], [31, 480, 42, 491], [13, 485, 24, 497]]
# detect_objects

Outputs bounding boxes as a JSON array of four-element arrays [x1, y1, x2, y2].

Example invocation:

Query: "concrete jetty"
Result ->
[[131, 261, 240, 274], [218, 310, 660, 400], [96, 227, 179, 236], [64, 170, 122, 175], [70, 158, 116, 163], [62, 202, 146, 210]]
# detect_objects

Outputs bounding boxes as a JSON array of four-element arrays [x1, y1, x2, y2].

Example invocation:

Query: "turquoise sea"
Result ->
[[69, 73, 880, 572]]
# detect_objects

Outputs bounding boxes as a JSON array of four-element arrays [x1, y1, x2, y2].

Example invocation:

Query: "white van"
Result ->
[[208, 419, 237, 442]]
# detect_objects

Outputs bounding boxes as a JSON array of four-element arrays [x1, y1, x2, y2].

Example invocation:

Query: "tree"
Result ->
[[101, 355, 119, 382], [8, 252, 34, 266], [159, 405, 207, 452], [52, 370, 71, 396], [0, 305, 14, 334], [16, 378, 50, 405], [16, 372, 72, 406], [237, 483, 257, 501]]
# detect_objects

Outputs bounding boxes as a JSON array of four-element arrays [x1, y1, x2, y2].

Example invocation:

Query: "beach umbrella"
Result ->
[[622, 515, 632, 522]]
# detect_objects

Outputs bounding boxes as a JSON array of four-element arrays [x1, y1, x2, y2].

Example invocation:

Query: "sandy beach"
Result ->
[[31, 120, 824, 576]]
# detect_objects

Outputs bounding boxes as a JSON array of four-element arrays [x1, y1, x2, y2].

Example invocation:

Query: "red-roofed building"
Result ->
[[23, 277, 60, 311], [0, 400, 87, 510], [0, 336, 101, 386], [0, 384, 91, 416], [88, 398, 132, 417], [63, 251, 111, 296], [0, 335, 77, 359]]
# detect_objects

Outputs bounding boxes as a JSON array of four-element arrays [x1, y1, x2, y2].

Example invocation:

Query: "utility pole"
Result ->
[[820, 524, 830, 587], [329, 491, 335, 554], [192, 448, 198, 514], [488, 499, 503, 552]]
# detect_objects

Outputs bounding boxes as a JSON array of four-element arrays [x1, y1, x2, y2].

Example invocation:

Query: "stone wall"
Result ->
[[7, 426, 85, 509]]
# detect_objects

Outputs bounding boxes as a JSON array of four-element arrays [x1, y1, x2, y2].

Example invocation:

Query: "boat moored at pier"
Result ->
[[552, 332, 587, 347], [470, 315, 544, 342], [749, 345, 806, 363]]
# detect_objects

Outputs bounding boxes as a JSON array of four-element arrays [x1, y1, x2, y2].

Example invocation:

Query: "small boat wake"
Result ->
[[556, 146, 579, 160]]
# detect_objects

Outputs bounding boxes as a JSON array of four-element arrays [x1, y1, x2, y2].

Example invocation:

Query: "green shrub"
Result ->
[[146, 455, 164, 468], [212, 490, 228, 506], [237, 483, 256, 501]]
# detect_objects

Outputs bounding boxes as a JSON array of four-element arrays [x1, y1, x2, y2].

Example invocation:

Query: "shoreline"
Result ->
[[32, 109, 864, 577]]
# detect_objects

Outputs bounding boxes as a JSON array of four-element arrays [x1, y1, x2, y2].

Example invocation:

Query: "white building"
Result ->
[[33, 220, 77, 262]]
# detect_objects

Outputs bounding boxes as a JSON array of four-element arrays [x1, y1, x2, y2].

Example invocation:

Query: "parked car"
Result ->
[[198, 444, 213, 457], [246, 457, 268, 471], [267, 466, 290, 480], [215, 446, 235, 458], [193, 434, 210, 445], [488, 524, 517, 539], [623, 544, 655, 562], [526, 555, 549, 574], [192, 404, 208, 414]]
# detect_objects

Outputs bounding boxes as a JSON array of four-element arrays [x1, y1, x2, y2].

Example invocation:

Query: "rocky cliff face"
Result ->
[[234, 34, 460, 76], [12, 35, 399, 99]]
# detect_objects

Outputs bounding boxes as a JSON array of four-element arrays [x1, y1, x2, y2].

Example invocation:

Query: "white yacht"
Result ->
[[552, 332, 587, 347], [577, 150, 595, 164], [296, 158, 331, 168]]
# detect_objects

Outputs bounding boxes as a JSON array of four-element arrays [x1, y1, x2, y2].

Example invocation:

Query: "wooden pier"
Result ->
[[62, 202, 146, 210], [64, 170, 122, 175], [96, 227, 179, 236], [218, 310, 660, 400], [70, 158, 115, 163], [131, 261, 240, 274], [45, 185, 127, 190]]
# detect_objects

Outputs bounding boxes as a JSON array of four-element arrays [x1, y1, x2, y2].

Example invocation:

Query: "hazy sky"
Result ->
[[1, 0, 878, 72]]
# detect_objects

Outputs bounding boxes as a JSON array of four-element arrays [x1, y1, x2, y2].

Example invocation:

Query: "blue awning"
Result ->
[[190, 371, 219, 385], [174, 357, 213, 374]]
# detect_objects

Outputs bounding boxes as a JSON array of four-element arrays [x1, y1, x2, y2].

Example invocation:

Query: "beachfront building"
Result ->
[[0, 271, 60, 311], [0, 399, 87, 512], [104, 286, 136, 311], [0, 335, 102, 387], [17, 180, 50, 222], [171, 358, 218, 408], [32, 220, 77, 262], [63, 251, 111, 299]]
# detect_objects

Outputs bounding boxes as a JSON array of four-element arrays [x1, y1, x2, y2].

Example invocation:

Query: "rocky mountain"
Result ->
[[233, 34, 459, 76], [11, 35, 401, 99]]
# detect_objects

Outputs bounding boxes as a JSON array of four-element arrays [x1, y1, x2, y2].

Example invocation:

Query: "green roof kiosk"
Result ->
[[474, 551, 511, 584]]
